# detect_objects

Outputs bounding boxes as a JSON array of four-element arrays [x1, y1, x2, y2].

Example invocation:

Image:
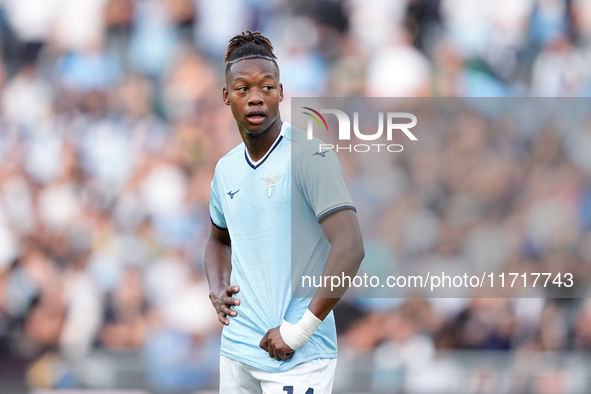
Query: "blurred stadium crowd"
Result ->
[[0, 0, 590, 392], [330, 98, 591, 393]]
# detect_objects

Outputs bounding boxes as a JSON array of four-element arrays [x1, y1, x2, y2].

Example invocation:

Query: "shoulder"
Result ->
[[214, 142, 244, 174], [286, 125, 330, 161], [286, 125, 344, 188]]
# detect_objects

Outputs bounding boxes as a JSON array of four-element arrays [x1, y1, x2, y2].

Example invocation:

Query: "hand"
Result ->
[[209, 285, 240, 325], [259, 326, 294, 361]]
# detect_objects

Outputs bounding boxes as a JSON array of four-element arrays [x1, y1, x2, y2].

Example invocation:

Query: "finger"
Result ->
[[259, 332, 269, 350], [284, 351, 293, 360], [272, 347, 281, 361], [279, 351, 291, 361], [222, 306, 238, 317], [220, 305, 237, 317], [226, 285, 240, 295], [218, 311, 229, 325], [224, 296, 240, 307]]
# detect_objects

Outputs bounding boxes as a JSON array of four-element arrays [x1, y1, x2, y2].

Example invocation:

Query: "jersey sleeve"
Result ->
[[209, 173, 227, 229], [294, 146, 356, 222]]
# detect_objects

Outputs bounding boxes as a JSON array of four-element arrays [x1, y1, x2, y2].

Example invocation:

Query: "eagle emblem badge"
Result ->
[[262, 174, 284, 198]]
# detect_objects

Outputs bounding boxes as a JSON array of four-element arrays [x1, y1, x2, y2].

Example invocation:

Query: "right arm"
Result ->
[[204, 223, 240, 325]]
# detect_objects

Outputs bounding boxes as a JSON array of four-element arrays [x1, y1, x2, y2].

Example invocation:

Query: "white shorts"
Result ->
[[219, 356, 337, 394]]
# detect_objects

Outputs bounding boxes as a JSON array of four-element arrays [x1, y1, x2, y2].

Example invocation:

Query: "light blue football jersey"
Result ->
[[209, 121, 355, 373]]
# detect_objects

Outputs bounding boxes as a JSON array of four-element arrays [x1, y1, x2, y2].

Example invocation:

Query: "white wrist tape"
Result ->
[[279, 309, 322, 350]]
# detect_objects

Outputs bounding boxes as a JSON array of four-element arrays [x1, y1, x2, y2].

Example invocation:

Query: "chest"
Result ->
[[219, 150, 291, 226]]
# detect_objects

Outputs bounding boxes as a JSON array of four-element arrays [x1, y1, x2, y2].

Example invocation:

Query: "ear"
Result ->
[[279, 83, 284, 102], [223, 86, 230, 106]]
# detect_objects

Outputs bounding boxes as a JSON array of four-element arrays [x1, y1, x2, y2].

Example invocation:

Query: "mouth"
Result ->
[[246, 112, 266, 125]]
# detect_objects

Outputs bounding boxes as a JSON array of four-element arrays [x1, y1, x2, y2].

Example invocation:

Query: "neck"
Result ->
[[241, 117, 282, 162]]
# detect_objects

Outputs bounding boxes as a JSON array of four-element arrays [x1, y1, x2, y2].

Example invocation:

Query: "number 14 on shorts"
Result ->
[[283, 386, 314, 394]]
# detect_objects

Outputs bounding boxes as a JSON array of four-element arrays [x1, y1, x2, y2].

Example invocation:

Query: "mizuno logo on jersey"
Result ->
[[262, 174, 283, 198], [313, 150, 328, 157], [227, 189, 240, 199]]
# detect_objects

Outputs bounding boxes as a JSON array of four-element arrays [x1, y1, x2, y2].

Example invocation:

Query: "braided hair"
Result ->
[[224, 30, 278, 74]]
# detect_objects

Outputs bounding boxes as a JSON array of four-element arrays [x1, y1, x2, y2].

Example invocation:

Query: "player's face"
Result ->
[[223, 58, 283, 136]]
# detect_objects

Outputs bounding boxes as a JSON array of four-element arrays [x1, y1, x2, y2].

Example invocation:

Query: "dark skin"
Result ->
[[206, 57, 365, 362], [205, 224, 236, 326], [222, 58, 284, 162]]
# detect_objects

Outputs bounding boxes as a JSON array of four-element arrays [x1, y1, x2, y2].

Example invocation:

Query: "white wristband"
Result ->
[[279, 309, 322, 350]]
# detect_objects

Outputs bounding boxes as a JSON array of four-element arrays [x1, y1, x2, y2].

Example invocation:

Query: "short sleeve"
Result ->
[[294, 146, 356, 222], [209, 176, 227, 229]]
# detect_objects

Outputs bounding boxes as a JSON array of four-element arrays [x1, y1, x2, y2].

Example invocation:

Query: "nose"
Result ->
[[247, 89, 264, 106]]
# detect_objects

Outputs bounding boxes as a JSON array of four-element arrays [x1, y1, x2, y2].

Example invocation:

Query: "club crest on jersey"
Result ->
[[263, 174, 284, 198]]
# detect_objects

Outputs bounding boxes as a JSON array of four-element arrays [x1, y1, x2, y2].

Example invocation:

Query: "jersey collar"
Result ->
[[244, 121, 288, 170]]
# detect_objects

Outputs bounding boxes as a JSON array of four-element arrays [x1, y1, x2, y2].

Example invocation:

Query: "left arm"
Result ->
[[308, 208, 365, 318], [259, 208, 364, 360]]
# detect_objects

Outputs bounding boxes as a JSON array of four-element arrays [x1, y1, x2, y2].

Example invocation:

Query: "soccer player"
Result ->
[[205, 30, 364, 393]]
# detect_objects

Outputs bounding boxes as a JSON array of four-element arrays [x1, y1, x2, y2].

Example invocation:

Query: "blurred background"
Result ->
[[0, 0, 590, 393]]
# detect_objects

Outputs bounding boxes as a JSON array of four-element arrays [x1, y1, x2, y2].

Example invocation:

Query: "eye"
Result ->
[[262, 86, 273, 91], [236, 87, 247, 92]]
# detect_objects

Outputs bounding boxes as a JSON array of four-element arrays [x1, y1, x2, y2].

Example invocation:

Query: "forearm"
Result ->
[[279, 240, 363, 350], [204, 235, 232, 292], [205, 225, 241, 325], [308, 239, 364, 320], [278, 210, 363, 351]]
